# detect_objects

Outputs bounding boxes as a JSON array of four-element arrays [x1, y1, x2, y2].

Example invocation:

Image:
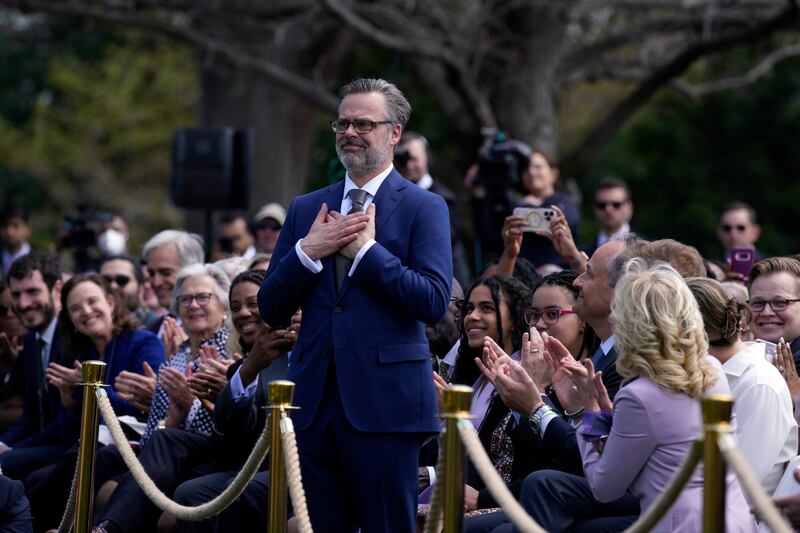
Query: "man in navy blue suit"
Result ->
[[259, 78, 452, 532]]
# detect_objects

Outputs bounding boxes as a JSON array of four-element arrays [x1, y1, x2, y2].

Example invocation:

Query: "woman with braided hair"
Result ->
[[688, 276, 796, 501]]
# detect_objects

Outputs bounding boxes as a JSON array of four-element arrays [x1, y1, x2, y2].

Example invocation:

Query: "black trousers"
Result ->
[[99, 429, 219, 533], [464, 469, 639, 533], [174, 471, 270, 532]]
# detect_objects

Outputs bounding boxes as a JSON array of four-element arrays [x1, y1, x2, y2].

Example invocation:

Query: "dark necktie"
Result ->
[[335, 189, 369, 290], [591, 346, 606, 369], [35, 338, 47, 429]]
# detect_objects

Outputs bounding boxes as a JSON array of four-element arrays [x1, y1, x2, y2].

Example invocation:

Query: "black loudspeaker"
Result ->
[[170, 127, 252, 209]]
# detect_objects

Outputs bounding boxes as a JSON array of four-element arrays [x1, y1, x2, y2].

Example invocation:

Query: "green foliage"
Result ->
[[0, 28, 198, 251], [586, 53, 800, 259]]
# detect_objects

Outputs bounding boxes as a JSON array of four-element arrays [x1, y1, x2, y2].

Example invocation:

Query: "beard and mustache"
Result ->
[[336, 136, 391, 177]]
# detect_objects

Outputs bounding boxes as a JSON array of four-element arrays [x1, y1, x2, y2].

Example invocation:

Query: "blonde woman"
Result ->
[[562, 261, 756, 532]]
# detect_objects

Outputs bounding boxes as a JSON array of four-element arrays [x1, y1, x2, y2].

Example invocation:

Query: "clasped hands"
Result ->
[[475, 329, 612, 418], [300, 202, 376, 261]]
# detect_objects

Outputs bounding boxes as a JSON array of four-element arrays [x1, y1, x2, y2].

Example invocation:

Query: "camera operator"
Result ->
[[468, 134, 580, 271]]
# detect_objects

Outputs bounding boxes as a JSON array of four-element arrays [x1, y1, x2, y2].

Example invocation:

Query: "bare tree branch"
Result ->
[[1, 0, 342, 112], [560, 0, 800, 176], [671, 42, 800, 98]]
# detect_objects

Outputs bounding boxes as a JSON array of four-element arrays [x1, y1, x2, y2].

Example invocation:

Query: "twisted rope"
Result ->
[[717, 432, 792, 533], [56, 453, 80, 533], [279, 412, 313, 533], [622, 439, 703, 533], [95, 388, 271, 521], [422, 437, 446, 533], [458, 419, 547, 533]]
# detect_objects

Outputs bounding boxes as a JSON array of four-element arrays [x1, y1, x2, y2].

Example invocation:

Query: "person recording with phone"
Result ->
[[470, 144, 580, 271]]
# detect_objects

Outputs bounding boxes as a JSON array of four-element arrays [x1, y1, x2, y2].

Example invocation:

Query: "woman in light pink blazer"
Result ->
[[568, 260, 756, 532]]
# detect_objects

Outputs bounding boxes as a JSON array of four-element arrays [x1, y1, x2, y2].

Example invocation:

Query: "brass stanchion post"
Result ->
[[74, 360, 107, 533], [268, 380, 295, 533], [442, 385, 473, 533], [701, 394, 733, 533]]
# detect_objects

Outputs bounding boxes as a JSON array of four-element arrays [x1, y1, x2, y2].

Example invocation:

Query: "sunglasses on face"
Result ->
[[255, 219, 281, 231], [721, 224, 747, 233], [523, 308, 576, 327], [103, 274, 131, 288], [594, 201, 624, 210]]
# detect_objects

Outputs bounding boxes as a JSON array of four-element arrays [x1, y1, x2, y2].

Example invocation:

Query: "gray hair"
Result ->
[[213, 256, 250, 282], [605, 232, 644, 287], [171, 263, 231, 316], [340, 78, 411, 127], [142, 230, 204, 267]]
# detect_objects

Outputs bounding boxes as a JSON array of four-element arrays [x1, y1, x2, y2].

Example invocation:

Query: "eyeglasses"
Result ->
[[748, 299, 800, 312], [594, 201, 624, 210], [523, 308, 576, 326], [103, 274, 131, 288], [255, 219, 281, 231], [178, 292, 216, 308], [721, 224, 747, 233], [330, 119, 393, 134]]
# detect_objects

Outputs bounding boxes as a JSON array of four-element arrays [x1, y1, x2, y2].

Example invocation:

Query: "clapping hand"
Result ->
[[160, 365, 195, 413], [160, 316, 187, 358], [560, 358, 613, 414], [476, 337, 543, 417], [46, 360, 83, 411], [188, 345, 237, 408], [542, 334, 582, 413], [774, 337, 800, 403], [115, 361, 157, 412]]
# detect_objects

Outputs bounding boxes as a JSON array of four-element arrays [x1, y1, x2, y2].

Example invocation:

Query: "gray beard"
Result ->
[[337, 140, 389, 179]]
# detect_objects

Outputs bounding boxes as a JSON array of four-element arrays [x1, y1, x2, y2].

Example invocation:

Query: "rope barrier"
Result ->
[[279, 411, 313, 533], [95, 388, 271, 521], [622, 439, 703, 533], [717, 433, 792, 533], [458, 419, 547, 533], [422, 438, 446, 533], [56, 454, 80, 533]]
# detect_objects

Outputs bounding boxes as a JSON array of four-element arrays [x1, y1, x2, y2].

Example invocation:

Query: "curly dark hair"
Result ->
[[229, 269, 267, 353], [58, 273, 139, 363], [533, 270, 600, 359], [451, 275, 532, 385]]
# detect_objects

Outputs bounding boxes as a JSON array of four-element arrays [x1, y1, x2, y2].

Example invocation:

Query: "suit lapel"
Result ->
[[374, 171, 406, 239]]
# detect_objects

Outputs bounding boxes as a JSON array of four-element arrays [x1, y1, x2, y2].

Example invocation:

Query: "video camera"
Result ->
[[475, 128, 533, 217], [61, 208, 115, 272]]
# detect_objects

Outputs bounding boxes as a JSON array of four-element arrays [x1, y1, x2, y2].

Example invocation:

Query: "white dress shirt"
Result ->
[[722, 342, 798, 498], [295, 164, 393, 276]]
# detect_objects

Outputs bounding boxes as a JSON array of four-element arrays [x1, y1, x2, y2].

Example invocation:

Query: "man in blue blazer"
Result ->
[[259, 78, 452, 532]]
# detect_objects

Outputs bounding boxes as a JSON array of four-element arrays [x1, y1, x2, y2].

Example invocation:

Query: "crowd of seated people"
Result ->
[[3, 180, 800, 533]]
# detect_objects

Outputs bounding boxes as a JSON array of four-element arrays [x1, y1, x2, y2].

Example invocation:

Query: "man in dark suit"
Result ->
[[582, 177, 635, 259], [258, 78, 452, 532], [0, 252, 65, 480], [396, 131, 470, 286]]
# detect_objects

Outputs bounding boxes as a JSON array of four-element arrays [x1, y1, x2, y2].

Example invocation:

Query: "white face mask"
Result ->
[[98, 228, 127, 256]]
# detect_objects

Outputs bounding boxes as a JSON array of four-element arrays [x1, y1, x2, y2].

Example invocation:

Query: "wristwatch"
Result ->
[[529, 403, 553, 435]]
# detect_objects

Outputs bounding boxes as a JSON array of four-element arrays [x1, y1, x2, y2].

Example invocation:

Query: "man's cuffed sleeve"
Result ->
[[295, 240, 323, 273], [229, 367, 259, 403], [348, 239, 376, 276]]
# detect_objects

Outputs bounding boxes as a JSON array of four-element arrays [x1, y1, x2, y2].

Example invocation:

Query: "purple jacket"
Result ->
[[579, 357, 756, 532]]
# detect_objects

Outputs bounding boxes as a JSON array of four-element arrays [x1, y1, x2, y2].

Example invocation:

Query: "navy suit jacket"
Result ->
[[259, 170, 452, 433], [0, 327, 64, 447]]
